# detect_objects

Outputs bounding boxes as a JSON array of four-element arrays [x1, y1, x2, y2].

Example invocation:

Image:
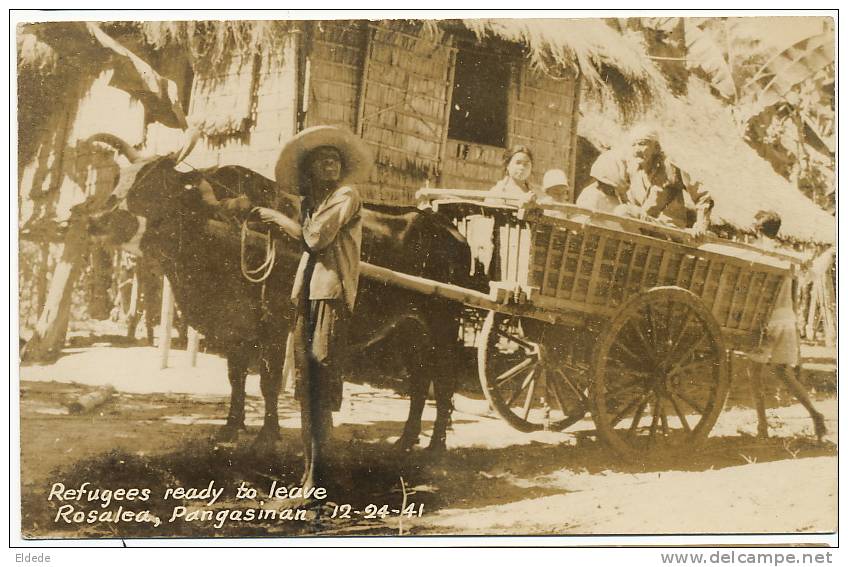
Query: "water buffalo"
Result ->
[[88, 136, 474, 453]]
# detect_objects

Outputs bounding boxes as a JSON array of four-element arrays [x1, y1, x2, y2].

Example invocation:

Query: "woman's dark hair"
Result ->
[[502, 145, 534, 170], [754, 209, 782, 238]]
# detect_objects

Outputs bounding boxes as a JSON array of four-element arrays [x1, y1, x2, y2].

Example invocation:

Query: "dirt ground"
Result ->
[[18, 339, 837, 539]]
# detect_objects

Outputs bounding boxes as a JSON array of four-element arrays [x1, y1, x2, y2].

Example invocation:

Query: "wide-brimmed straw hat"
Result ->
[[275, 126, 373, 194]]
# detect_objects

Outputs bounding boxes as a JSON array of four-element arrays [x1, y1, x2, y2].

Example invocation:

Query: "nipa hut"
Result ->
[[22, 19, 662, 209]]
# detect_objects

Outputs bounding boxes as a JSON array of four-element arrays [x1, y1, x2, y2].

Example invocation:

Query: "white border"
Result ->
[[6, 6, 842, 556]]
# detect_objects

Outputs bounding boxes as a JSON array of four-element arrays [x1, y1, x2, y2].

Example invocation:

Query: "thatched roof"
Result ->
[[137, 20, 297, 75], [579, 80, 834, 244], [460, 19, 664, 122], [117, 19, 665, 122], [19, 18, 664, 147]]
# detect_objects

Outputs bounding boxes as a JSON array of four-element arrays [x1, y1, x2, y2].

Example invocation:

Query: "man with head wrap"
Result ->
[[584, 124, 714, 237]]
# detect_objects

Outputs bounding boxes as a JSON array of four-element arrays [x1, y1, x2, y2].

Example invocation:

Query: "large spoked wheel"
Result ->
[[591, 287, 729, 459], [478, 311, 590, 433]]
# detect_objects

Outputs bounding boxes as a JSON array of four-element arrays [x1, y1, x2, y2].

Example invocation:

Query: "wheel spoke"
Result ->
[[506, 369, 536, 406], [667, 358, 716, 380], [645, 304, 659, 349], [664, 333, 711, 374], [522, 373, 537, 420], [550, 370, 590, 423], [606, 361, 653, 377], [493, 357, 538, 389], [628, 396, 650, 434], [547, 376, 567, 413], [662, 299, 675, 347], [667, 393, 692, 433], [611, 390, 650, 428], [494, 325, 537, 352], [660, 401, 670, 437], [605, 373, 649, 396], [611, 339, 649, 371], [553, 368, 589, 403], [625, 320, 655, 363], [659, 308, 696, 367], [674, 389, 707, 415], [648, 397, 661, 440], [660, 300, 680, 352]]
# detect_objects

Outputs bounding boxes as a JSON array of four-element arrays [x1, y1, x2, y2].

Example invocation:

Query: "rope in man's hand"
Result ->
[[240, 207, 276, 284]]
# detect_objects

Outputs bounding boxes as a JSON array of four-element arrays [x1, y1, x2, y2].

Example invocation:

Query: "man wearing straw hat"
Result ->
[[255, 125, 372, 490]]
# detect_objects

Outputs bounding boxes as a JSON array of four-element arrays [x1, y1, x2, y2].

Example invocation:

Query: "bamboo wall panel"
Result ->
[[356, 22, 455, 205], [306, 20, 365, 133], [508, 71, 576, 194], [440, 140, 505, 190]]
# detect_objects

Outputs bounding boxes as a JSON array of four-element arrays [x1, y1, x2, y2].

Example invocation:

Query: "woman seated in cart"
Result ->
[[589, 124, 714, 237], [747, 210, 827, 441], [486, 145, 547, 204]]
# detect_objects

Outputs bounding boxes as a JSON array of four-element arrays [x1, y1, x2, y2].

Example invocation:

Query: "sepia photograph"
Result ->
[[13, 11, 837, 544]]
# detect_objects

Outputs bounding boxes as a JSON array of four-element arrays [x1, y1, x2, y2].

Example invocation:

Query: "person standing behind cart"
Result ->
[[255, 125, 371, 490], [748, 210, 827, 442]]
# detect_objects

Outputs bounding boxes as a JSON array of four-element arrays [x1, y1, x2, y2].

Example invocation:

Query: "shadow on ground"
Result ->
[[21, 380, 836, 539]]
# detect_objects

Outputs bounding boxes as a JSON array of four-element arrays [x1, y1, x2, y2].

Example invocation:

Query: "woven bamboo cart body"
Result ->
[[527, 214, 789, 351], [417, 189, 796, 458]]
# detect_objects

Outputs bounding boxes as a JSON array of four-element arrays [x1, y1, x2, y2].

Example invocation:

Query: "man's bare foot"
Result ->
[[813, 413, 827, 442]]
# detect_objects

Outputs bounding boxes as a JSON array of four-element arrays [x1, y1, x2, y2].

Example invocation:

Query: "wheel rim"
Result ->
[[478, 311, 590, 433], [592, 287, 729, 458]]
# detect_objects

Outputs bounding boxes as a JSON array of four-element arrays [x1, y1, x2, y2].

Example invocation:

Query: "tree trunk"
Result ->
[[22, 216, 89, 362], [35, 242, 50, 314]]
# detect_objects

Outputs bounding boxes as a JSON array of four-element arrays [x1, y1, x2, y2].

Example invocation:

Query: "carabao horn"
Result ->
[[86, 133, 143, 163], [173, 126, 202, 165]]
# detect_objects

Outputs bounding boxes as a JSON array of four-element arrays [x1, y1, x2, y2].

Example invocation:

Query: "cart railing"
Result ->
[[416, 188, 794, 347], [416, 188, 806, 266]]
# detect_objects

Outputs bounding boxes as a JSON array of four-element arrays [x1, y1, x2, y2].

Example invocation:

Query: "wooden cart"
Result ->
[[414, 188, 797, 459], [227, 187, 796, 459]]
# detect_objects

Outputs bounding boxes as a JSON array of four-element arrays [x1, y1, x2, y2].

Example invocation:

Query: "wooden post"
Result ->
[[282, 331, 296, 394], [567, 71, 582, 201], [159, 276, 175, 369], [805, 292, 818, 341], [437, 42, 457, 186], [88, 245, 113, 320], [187, 326, 200, 367], [355, 25, 374, 136]]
